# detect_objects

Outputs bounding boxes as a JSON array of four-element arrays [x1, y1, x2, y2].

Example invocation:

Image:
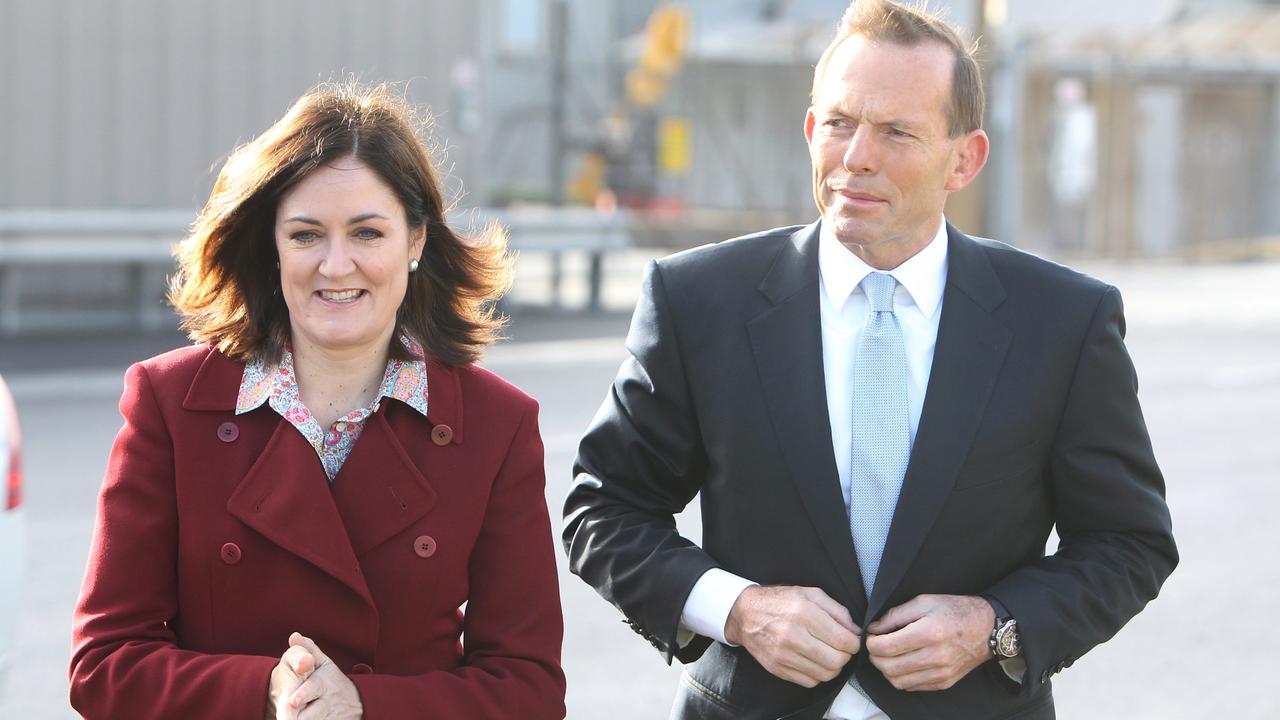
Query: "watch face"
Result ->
[[996, 621, 1021, 657]]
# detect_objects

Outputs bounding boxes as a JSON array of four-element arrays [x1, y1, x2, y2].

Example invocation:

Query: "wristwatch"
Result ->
[[982, 595, 1021, 659], [990, 617, 1021, 659]]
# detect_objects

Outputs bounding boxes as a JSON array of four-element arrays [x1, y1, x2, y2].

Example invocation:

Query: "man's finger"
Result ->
[[867, 594, 934, 635], [865, 615, 934, 658], [867, 642, 935, 677], [805, 607, 862, 656], [773, 655, 837, 688], [878, 663, 956, 692], [803, 587, 862, 637]]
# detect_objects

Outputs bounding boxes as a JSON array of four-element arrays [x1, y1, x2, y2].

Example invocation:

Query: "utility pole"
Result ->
[[548, 0, 569, 307], [549, 0, 569, 208]]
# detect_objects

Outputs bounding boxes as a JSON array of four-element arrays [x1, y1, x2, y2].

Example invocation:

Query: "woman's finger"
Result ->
[[289, 632, 332, 669], [282, 644, 315, 677]]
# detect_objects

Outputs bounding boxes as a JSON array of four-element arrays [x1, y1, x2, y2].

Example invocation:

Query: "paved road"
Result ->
[[1, 259, 1277, 718]]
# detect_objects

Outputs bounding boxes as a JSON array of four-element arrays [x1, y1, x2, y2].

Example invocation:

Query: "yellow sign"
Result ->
[[659, 116, 691, 175]]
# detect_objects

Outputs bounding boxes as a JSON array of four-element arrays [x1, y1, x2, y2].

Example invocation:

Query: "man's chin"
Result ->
[[826, 216, 880, 247]]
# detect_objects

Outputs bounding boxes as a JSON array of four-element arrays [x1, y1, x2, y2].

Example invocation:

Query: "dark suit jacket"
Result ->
[[71, 345, 566, 719], [564, 222, 1176, 720]]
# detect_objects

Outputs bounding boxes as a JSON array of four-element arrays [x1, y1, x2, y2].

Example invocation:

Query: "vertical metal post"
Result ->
[[548, 0, 568, 307]]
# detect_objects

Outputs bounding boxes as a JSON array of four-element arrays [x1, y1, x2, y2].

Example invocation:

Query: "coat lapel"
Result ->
[[747, 222, 868, 614], [329, 361, 458, 557], [184, 350, 375, 607], [225, 417, 376, 609], [867, 227, 1012, 618], [184, 348, 459, 609]]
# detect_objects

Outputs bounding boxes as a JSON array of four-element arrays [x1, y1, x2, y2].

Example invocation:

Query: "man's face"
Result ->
[[805, 34, 986, 269]]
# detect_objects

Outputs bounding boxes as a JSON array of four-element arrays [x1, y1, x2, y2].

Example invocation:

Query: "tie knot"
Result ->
[[861, 272, 897, 313]]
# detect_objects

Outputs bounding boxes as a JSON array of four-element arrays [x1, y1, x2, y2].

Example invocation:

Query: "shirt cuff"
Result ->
[[678, 568, 757, 646], [999, 656, 1027, 684]]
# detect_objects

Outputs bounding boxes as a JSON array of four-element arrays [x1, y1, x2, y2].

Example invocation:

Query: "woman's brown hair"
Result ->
[[169, 81, 511, 366]]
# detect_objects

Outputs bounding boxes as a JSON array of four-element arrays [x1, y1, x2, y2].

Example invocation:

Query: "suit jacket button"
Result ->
[[220, 542, 242, 565], [217, 422, 239, 442], [431, 424, 453, 446], [414, 535, 438, 558], [351, 663, 373, 674]]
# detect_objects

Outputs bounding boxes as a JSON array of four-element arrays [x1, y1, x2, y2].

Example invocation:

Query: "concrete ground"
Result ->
[[0, 253, 1276, 718]]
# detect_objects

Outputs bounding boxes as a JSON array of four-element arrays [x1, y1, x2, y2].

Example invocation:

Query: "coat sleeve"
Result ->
[[984, 286, 1178, 690], [351, 396, 567, 720], [69, 362, 277, 719], [562, 260, 721, 663]]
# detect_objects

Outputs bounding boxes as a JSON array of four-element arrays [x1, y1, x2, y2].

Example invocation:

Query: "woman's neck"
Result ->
[[291, 338, 391, 428]]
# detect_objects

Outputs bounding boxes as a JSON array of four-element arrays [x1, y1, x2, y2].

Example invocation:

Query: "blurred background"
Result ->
[[0, 0, 1277, 717]]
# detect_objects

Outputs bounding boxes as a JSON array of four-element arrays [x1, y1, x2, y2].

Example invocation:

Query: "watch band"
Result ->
[[981, 594, 1021, 658]]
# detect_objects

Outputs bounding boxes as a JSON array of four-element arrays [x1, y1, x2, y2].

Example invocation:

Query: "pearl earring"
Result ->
[[409, 259, 420, 272]]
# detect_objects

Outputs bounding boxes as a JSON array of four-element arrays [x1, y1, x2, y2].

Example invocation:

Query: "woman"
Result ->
[[70, 82, 566, 719]]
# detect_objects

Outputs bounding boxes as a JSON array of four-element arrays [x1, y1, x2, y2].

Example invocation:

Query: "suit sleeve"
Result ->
[[984, 286, 1178, 689], [69, 363, 277, 719], [351, 397, 567, 720], [563, 260, 722, 663]]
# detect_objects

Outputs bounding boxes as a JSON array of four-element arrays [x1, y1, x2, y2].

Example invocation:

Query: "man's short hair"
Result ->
[[811, 0, 985, 137]]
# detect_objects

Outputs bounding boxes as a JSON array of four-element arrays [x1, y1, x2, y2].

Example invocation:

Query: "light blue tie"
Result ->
[[849, 272, 910, 599]]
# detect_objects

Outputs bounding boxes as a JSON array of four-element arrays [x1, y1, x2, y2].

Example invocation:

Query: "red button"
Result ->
[[220, 542, 242, 565], [431, 424, 453, 446], [351, 663, 373, 674], [217, 422, 239, 443], [414, 535, 437, 558]]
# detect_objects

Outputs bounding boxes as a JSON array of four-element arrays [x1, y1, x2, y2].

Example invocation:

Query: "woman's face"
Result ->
[[273, 157, 424, 358]]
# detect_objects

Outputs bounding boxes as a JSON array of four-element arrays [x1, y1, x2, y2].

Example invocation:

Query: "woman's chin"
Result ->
[[293, 323, 391, 355]]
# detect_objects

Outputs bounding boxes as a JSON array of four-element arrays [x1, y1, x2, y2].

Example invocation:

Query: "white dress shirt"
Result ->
[[680, 218, 949, 720]]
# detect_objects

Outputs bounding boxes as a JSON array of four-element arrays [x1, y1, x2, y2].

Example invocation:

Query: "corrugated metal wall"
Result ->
[[1, 0, 482, 209], [675, 62, 814, 215]]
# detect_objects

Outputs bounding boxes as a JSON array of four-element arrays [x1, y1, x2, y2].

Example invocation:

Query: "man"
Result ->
[[563, 1, 1176, 718]]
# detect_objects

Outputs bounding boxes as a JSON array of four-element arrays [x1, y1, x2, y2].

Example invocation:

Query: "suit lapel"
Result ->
[[867, 227, 1012, 618], [748, 222, 868, 613]]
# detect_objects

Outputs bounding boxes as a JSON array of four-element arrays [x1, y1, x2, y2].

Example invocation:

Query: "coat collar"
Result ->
[[182, 345, 465, 445]]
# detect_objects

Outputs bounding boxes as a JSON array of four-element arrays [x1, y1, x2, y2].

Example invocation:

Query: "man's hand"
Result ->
[[269, 633, 364, 720], [864, 594, 994, 692], [724, 585, 862, 688]]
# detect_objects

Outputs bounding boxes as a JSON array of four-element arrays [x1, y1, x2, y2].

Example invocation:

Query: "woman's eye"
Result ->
[[355, 228, 383, 240], [290, 231, 319, 243]]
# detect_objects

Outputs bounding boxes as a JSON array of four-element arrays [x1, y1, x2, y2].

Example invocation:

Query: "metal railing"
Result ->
[[0, 208, 632, 336]]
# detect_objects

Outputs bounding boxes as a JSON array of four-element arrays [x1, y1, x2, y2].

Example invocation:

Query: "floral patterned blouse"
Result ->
[[236, 338, 430, 482]]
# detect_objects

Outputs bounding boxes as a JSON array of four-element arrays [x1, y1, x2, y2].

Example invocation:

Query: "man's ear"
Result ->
[[804, 107, 818, 146], [944, 128, 990, 192]]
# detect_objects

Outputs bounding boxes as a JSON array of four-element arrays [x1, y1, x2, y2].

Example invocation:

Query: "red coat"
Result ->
[[70, 345, 566, 719]]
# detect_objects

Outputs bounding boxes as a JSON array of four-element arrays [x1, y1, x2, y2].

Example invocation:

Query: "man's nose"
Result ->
[[842, 125, 877, 175]]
